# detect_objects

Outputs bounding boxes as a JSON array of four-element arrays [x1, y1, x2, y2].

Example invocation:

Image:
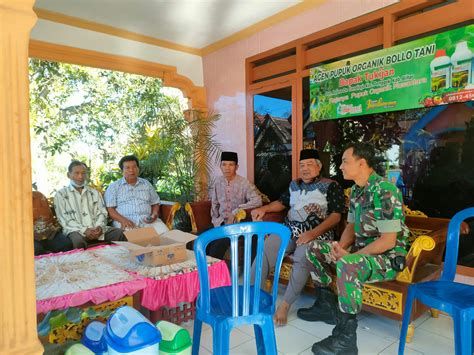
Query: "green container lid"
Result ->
[[65, 343, 94, 355], [155, 321, 192, 353]]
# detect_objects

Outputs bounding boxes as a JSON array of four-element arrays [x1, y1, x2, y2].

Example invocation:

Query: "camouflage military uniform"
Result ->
[[306, 172, 409, 314]]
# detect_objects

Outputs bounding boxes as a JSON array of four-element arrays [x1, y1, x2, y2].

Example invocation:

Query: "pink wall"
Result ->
[[203, 0, 398, 178]]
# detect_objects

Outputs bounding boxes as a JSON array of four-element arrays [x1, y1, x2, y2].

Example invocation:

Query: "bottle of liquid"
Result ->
[[430, 49, 451, 91], [451, 41, 473, 89]]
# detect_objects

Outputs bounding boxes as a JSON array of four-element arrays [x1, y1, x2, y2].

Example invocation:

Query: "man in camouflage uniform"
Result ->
[[304, 142, 408, 355]]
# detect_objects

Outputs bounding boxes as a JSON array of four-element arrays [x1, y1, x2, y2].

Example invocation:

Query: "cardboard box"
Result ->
[[116, 227, 197, 266]]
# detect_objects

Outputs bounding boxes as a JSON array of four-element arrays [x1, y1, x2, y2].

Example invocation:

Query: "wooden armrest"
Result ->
[[396, 235, 436, 283], [165, 202, 181, 230]]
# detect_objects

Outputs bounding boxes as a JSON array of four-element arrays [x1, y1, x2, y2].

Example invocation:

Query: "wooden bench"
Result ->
[[183, 200, 471, 342], [268, 211, 468, 342]]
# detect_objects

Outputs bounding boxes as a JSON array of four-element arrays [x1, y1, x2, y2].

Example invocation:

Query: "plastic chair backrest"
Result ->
[[194, 221, 290, 317], [441, 207, 474, 282]]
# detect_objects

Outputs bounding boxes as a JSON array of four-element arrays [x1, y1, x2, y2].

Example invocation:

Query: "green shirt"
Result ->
[[348, 172, 408, 258]]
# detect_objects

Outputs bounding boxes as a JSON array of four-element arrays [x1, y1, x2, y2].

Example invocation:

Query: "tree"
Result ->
[[29, 59, 188, 194]]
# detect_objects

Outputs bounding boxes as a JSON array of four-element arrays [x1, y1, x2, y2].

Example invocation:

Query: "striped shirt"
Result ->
[[104, 177, 160, 226], [54, 185, 109, 238]]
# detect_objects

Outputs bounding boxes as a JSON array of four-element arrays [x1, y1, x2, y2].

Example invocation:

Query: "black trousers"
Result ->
[[34, 232, 73, 256], [206, 236, 258, 263]]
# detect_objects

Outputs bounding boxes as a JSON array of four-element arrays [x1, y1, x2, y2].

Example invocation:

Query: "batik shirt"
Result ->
[[54, 185, 109, 238], [210, 175, 262, 227], [279, 178, 344, 240], [105, 177, 161, 226], [348, 172, 409, 258]]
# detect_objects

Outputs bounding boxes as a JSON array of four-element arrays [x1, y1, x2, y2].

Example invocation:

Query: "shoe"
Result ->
[[311, 307, 358, 355], [297, 287, 337, 324]]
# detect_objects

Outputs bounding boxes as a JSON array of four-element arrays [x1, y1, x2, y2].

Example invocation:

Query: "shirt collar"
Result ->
[[121, 177, 141, 186], [68, 184, 91, 193], [353, 171, 380, 195]]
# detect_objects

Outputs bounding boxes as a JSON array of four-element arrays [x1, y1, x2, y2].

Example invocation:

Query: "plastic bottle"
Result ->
[[451, 41, 473, 89], [430, 49, 451, 91]]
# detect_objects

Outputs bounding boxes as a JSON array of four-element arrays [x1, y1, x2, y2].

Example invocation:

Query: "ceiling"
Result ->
[[34, 0, 312, 53]]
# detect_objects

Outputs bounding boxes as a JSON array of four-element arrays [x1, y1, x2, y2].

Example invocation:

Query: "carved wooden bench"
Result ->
[[183, 200, 471, 342], [267, 211, 468, 342]]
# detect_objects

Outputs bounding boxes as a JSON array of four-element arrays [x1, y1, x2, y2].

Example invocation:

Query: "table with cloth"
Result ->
[[36, 244, 230, 314], [88, 245, 231, 312], [35, 245, 230, 343]]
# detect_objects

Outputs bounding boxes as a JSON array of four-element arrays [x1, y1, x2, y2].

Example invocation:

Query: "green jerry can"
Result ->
[[155, 321, 192, 355]]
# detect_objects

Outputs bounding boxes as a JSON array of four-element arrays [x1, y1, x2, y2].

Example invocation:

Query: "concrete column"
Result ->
[[0, 0, 43, 353]]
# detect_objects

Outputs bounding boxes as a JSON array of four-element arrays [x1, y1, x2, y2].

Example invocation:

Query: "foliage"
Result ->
[[29, 58, 209, 198], [29, 59, 173, 161], [130, 108, 222, 203]]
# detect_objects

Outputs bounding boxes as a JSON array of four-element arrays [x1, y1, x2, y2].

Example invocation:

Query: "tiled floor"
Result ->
[[182, 288, 456, 355]]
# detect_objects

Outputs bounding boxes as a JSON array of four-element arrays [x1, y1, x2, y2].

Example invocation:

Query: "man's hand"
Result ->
[[296, 230, 316, 245], [121, 219, 136, 229], [90, 227, 102, 238], [330, 241, 349, 261], [84, 228, 99, 241], [143, 214, 158, 224], [251, 207, 266, 221]]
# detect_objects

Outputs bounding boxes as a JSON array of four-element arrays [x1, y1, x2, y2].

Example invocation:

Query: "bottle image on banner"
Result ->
[[451, 41, 473, 89], [430, 49, 451, 91]]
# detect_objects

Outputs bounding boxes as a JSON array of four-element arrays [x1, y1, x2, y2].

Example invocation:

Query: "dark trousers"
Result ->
[[68, 227, 126, 249], [34, 232, 73, 256], [206, 236, 258, 263]]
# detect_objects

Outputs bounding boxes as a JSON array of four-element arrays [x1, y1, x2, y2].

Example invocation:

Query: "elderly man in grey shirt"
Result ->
[[105, 155, 169, 234], [207, 151, 262, 259]]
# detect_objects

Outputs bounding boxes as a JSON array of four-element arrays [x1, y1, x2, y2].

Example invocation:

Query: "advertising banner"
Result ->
[[310, 25, 474, 121]]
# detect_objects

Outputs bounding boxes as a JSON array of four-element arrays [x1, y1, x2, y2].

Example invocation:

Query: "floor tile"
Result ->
[[230, 339, 259, 355], [274, 323, 320, 354], [180, 319, 211, 338], [199, 327, 253, 352], [357, 328, 395, 354], [299, 346, 314, 355], [417, 313, 454, 340], [198, 346, 212, 354], [404, 328, 454, 355], [380, 341, 424, 355], [413, 311, 431, 328], [288, 317, 333, 340], [358, 313, 401, 341]]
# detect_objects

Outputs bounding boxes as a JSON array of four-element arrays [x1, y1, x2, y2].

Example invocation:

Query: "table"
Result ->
[[89, 245, 231, 311], [35, 248, 147, 314]]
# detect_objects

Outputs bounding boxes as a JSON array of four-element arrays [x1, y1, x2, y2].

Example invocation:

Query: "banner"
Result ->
[[310, 25, 474, 121]]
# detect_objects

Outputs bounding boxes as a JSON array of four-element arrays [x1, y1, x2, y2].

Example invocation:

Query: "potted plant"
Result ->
[[131, 107, 222, 232]]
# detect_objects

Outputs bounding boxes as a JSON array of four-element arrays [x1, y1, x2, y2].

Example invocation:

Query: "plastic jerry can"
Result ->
[[451, 41, 473, 89], [82, 321, 108, 354], [430, 49, 451, 91], [104, 306, 161, 355], [155, 321, 192, 355]]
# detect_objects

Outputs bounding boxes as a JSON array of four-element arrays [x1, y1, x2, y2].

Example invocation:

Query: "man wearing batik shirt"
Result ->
[[105, 155, 169, 234], [250, 149, 345, 326], [306, 142, 408, 355], [54, 161, 126, 249], [207, 151, 262, 259]]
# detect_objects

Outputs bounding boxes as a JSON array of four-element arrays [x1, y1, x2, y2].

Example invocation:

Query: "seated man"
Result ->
[[306, 142, 409, 354], [54, 161, 126, 249], [251, 149, 344, 325], [105, 155, 169, 234], [33, 191, 73, 256], [207, 151, 262, 259]]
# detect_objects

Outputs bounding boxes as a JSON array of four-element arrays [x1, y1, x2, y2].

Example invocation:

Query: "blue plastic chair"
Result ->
[[399, 207, 474, 355], [192, 221, 290, 355]]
